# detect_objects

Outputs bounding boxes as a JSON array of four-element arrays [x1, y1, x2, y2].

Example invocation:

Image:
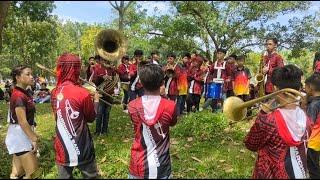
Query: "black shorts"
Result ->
[[15, 151, 30, 156]]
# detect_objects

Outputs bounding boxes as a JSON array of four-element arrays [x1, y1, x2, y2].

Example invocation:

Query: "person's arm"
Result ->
[[277, 54, 284, 68], [170, 106, 178, 126], [83, 94, 96, 123], [15, 106, 38, 153], [244, 112, 270, 152]]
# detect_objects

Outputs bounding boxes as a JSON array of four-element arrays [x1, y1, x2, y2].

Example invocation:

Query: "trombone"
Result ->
[[35, 63, 114, 106], [223, 88, 305, 124]]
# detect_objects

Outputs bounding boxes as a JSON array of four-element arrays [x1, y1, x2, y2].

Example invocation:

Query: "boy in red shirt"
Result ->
[[127, 63, 177, 179], [305, 73, 320, 178]]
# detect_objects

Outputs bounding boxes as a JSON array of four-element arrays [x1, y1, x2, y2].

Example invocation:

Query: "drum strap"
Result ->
[[165, 77, 172, 95], [188, 80, 195, 94], [131, 75, 139, 91], [213, 61, 226, 82]]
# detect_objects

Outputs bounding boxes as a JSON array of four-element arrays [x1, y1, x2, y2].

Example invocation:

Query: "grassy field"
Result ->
[[0, 101, 256, 179]]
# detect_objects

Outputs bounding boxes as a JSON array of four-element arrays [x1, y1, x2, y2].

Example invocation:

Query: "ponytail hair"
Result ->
[[11, 65, 30, 84]]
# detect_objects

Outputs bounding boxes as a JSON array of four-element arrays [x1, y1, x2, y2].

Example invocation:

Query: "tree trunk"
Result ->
[[0, 1, 10, 53], [119, 10, 124, 32]]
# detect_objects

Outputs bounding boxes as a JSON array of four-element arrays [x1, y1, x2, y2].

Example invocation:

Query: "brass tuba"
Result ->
[[95, 29, 127, 93], [223, 88, 305, 122]]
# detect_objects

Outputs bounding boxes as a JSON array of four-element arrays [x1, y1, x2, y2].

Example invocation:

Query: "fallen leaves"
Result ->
[[191, 156, 202, 163], [187, 137, 193, 142], [100, 156, 107, 163], [171, 138, 179, 145], [239, 149, 246, 153]]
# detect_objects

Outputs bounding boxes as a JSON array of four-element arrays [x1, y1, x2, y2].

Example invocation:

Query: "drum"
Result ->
[[207, 82, 223, 99]]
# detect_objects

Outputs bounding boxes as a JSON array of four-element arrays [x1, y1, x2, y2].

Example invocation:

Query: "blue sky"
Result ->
[[52, 1, 172, 24], [52, 1, 320, 25]]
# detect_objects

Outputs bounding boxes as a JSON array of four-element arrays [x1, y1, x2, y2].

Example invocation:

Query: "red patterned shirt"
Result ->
[[128, 96, 177, 178]]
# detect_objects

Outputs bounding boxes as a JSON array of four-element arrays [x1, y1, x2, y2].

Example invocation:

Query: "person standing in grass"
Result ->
[[51, 53, 99, 179], [244, 65, 310, 179], [5, 65, 40, 179], [304, 73, 320, 179], [127, 63, 177, 179]]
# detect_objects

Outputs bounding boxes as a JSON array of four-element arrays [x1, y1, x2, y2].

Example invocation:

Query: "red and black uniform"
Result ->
[[186, 63, 204, 112], [86, 64, 94, 81], [128, 96, 177, 179], [117, 63, 130, 83], [117, 62, 130, 109], [225, 62, 236, 97], [10, 86, 36, 125], [5, 86, 36, 155], [90, 63, 116, 135], [51, 54, 97, 168], [128, 61, 144, 101], [306, 96, 320, 178], [263, 51, 284, 94], [244, 108, 311, 179], [163, 64, 178, 101], [314, 61, 320, 73]]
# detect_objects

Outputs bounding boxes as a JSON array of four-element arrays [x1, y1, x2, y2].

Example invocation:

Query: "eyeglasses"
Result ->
[[265, 43, 273, 46]]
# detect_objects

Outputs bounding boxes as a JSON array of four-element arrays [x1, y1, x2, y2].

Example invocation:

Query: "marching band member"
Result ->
[[5, 65, 40, 179], [50, 53, 99, 178], [86, 56, 95, 81], [208, 48, 227, 112], [150, 50, 160, 65], [163, 52, 178, 101], [305, 73, 320, 179], [186, 55, 205, 112], [127, 64, 177, 179], [312, 51, 320, 73], [233, 55, 251, 102], [91, 55, 116, 136], [201, 57, 214, 111], [128, 50, 144, 101], [176, 52, 191, 115], [225, 54, 237, 98], [117, 55, 130, 112], [262, 37, 284, 95], [244, 65, 310, 179]]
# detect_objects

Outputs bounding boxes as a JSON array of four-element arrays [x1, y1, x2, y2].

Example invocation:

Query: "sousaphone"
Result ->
[[95, 29, 128, 93]]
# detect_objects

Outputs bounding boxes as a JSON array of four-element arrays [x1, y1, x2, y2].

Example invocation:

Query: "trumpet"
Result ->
[[223, 88, 305, 123], [165, 56, 182, 78]]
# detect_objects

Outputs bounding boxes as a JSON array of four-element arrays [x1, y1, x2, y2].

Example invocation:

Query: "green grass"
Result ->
[[0, 101, 256, 178]]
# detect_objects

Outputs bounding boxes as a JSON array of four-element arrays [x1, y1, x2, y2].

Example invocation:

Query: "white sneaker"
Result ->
[[199, 107, 203, 112], [123, 110, 128, 114]]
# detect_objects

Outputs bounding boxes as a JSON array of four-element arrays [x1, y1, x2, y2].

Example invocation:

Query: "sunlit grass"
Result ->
[[0, 101, 255, 178]]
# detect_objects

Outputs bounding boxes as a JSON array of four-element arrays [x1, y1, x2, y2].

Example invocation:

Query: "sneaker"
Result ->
[[199, 107, 203, 112], [123, 109, 128, 114]]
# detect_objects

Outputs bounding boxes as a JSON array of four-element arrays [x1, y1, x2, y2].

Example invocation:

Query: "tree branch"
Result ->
[[109, 1, 119, 11], [123, 1, 133, 12], [238, 42, 261, 50], [148, 32, 168, 37]]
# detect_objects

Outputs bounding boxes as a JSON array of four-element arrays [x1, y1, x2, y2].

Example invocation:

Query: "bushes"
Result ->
[[172, 110, 228, 141]]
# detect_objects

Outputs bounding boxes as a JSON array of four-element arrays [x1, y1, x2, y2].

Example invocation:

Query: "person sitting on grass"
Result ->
[[34, 82, 51, 103], [127, 63, 177, 179]]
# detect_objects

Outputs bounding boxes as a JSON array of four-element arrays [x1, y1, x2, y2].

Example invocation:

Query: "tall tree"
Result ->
[[0, 1, 11, 52], [172, 1, 313, 54], [109, 1, 134, 31]]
